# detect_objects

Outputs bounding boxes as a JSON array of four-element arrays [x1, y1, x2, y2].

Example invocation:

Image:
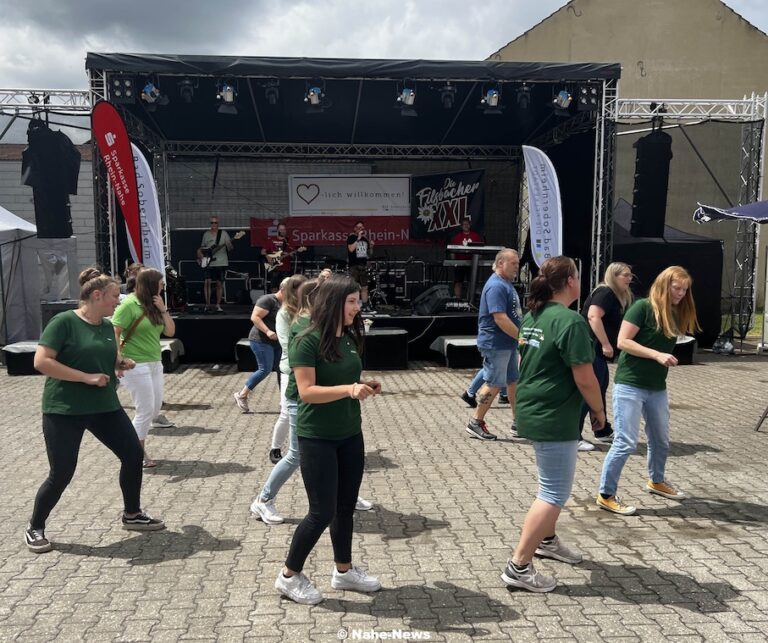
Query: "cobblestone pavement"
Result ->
[[1, 352, 768, 642]]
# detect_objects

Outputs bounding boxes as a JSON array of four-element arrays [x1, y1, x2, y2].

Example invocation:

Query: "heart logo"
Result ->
[[296, 183, 320, 205]]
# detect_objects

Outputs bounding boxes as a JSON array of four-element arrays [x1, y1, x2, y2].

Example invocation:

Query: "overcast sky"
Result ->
[[0, 0, 766, 90]]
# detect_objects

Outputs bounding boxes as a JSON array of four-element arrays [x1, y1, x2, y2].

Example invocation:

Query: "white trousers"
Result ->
[[271, 375, 290, 449], [121, 361, 164, 440]]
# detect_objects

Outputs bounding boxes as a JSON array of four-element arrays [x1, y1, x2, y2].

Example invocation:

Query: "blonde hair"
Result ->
[[648, 266, 700, 338], [281, 274, 308, 322], [79, 267, 119, 302], [601, 262, 634, 312]]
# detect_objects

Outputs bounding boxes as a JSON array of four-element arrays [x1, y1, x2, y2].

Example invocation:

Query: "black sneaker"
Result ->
[[122, 511, 166, 531], [466, 418, 497, 441], [460, 391, 478, 408], [594, 425, 614, 444], [269, 448, 283, 464], [24, 525, 52, 553], [498, 393, 510, 404], [510, 420, 521, 439]]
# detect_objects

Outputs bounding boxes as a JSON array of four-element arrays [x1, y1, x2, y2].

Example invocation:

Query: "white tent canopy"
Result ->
[[0, 205, 79, 343]]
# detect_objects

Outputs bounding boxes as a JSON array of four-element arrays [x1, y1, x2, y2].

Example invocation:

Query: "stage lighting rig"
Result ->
[[516, 84, 531, 110], [141, 79, 170, 111], [178, 78, 196, 104], [480, 85, 503, 114], [111, 77, 136, 104], [553, 89, 572, 109], [264, 80, 279, 105], [216, 81, 238, 115], [576, 85, 599, 111], [439, 82, 456, 109], [396, 82, 417, 117], [304, 82, 329, 113]]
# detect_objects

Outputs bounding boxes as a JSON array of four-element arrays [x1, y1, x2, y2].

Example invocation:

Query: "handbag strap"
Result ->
[[119, 312, 147, 349]]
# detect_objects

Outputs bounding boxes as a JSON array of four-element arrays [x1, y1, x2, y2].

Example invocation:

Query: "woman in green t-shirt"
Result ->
[[26, 268, 165, 554], [275, 275, 381, 605], [501, 257, 605, 594], [597, 266, 699, 516], [112, 268, 176, 467]]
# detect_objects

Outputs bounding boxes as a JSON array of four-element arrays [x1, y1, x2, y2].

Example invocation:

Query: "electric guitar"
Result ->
[[198, 230, 246, 268], [264, 246, 307, 273]]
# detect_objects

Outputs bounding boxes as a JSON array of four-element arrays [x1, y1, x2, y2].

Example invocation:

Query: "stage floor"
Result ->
[[171, 307, 478, 363]]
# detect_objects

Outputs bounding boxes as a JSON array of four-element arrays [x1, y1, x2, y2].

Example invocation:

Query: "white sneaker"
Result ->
[[355, 496, 373, 511], [151, 414, 175, 428], [250, 497, 284, 525], [233, 392, 250, 413], [331, 565, 381, 593], [275, 571, 323, 605], [578, 439, 595, 452]]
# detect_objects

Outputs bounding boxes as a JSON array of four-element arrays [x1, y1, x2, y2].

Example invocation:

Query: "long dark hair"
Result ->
[[134, 268, 164, 325], [526, 256, 577, 314], [302, 275, 363, 361]]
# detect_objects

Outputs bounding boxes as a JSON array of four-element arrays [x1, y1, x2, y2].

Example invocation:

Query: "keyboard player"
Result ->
[[448, 220, 483, 298]]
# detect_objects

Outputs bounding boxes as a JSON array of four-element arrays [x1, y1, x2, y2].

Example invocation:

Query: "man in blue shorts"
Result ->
[[466, 249, 521, 441]]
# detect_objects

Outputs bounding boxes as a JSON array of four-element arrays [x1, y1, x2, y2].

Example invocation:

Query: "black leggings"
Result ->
[[31, 410, 144, 529], [285, 432, 365, 573]]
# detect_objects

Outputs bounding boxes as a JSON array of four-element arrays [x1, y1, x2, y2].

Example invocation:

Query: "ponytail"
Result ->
[[525, 256, 577, 315]]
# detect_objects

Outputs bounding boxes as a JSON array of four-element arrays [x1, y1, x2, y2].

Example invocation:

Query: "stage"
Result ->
[[172, 307, 478, 365]]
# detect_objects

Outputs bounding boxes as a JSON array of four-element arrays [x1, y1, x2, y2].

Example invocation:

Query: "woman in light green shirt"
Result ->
[[112, 268, 175, 467]]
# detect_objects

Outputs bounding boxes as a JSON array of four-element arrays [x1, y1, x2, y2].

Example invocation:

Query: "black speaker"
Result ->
[[41, 300, 79, 329], [412, 284, 452, 315], [630, 130, 673, 238]]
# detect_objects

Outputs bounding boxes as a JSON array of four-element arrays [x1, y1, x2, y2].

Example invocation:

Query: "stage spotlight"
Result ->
[[553, 89, 572, 109], [440, 82, 456, 109], [305, 86, 323, 106], [216, 81, 238, 115], [480, 86, 503, 114], [265, 80, 279, 105], [516, 85, 531, 110], [398, 86, 416, 106], [27, 94, 40, 105], [141, 80, 169, 111], [577, 85, 599, 111], [178, 79, 195, 104], [111, 77, 136, 104]]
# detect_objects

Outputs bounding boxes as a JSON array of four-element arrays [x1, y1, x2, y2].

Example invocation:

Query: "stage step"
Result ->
[[2, 339, 185, 376], [429, 335, 481, 369]]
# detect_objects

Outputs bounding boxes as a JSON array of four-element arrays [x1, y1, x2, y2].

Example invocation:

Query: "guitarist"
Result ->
[[261, 222, 294, 292], [197, 216, 232, 313]]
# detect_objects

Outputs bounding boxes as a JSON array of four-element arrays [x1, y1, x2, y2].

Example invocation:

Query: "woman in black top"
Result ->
[[578, 262, 634, 450]]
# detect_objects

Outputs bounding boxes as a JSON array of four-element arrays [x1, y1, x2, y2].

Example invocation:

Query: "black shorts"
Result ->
[[453, 266, 469, 283], [203, 267, 224, 282]]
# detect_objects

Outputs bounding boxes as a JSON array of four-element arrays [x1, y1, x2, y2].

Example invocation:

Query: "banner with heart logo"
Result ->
[[288, 175, 410, 217]]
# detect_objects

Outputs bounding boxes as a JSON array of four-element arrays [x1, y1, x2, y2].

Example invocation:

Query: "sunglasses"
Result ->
[[210, 221, 219, 224]]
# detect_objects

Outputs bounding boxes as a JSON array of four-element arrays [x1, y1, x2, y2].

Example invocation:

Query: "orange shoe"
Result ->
[[645, 480, 686, 500], [596, 494, 636, 515]]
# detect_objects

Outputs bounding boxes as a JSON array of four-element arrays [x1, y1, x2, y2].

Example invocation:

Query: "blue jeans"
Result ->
[[578, 348, 610, 434], [599, 383, 670, 497], [260, 397, 299, 501], [245, 340, 281, 390], [532, 440, 578, 507], [467, 369, 486, 397]]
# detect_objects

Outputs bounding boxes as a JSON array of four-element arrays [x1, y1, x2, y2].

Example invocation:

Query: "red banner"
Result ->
[[92, 101, 142, 261], [250, 216, 427, 247]]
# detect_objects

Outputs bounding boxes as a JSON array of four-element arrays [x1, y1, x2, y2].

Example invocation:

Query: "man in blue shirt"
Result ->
[[466, 249, 521, 441]]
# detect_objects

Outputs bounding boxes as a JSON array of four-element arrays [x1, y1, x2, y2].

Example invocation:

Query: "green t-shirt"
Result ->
[[289, 328, 363, 440], [614, 298, 677, 391], [39, 310, 121, 415], [285, 315, 311, 402], [111, 294, 164, 363], [516, 302, 595, 441]]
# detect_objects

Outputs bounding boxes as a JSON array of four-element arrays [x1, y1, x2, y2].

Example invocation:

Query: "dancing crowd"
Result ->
[[23, 250, 698, 600]]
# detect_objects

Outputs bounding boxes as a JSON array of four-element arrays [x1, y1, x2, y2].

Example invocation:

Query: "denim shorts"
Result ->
[[532, 440, 578, 507], [480, 348, 519, 388]]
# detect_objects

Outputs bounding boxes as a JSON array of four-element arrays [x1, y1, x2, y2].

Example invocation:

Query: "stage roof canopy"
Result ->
[[86, 53, 621, 147]]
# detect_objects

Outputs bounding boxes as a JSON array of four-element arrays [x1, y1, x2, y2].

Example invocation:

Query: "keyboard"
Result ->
[[443, 260, 496, 267]]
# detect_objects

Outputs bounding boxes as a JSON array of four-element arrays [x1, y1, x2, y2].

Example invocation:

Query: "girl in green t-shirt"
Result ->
[[598, 266, 699, 516], [502, 257, 605, 594], [112, 268, 176, 467], [26, 268, 165, 554], [275, 275, 381, 605]]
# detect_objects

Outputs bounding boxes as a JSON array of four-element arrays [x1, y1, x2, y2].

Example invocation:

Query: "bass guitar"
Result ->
[[264, 246, 307, 273], [198, 230, 246, 268]]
